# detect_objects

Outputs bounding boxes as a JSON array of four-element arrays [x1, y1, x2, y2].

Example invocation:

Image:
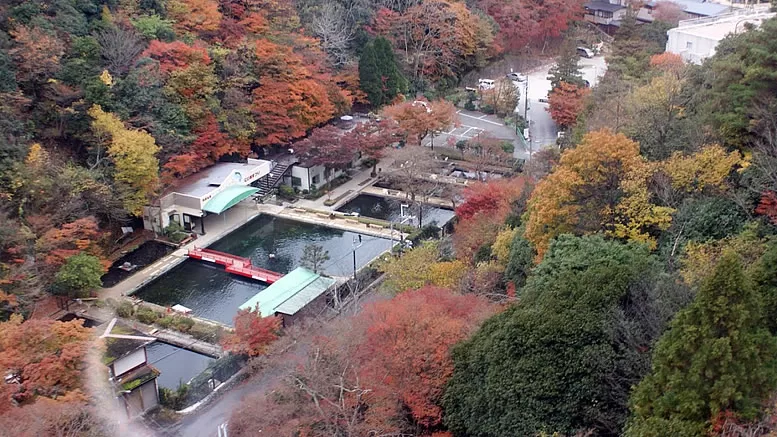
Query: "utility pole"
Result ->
[[352, 235, 362, 280], [524, 77, 529, 121]]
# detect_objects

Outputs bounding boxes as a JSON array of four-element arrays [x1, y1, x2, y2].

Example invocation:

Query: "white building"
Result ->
[[143, 159, 273, 234], [666, 8, 775, 64], [102, 319, 160, 418]]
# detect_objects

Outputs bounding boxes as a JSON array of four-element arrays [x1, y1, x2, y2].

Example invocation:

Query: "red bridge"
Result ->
[[187, 248, 283, 284]]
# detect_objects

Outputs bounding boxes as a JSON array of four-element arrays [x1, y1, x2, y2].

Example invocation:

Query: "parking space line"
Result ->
[[457, 112, 504, 126]]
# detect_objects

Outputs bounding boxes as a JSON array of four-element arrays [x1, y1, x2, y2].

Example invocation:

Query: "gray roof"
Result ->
[[173, 162, 263, 197], [585, 1, 626, 12], [646, 0, 730, 17]]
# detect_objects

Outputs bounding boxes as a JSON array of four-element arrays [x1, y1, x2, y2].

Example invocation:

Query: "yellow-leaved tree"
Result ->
[[662, 144, 741, 193], [378, 241, 466, 294], [524, 130, 643, 259], [610, 160, 674, 248], [88, 105, 160, 216]]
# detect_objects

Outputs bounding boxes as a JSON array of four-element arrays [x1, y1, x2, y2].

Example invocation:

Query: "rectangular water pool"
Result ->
[[133, 215, 390, 325]]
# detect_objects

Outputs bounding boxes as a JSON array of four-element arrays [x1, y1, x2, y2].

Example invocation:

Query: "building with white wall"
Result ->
[[143, 158, 273, 234], [666, 8, 775, 63], [102, 319, 160, 418]]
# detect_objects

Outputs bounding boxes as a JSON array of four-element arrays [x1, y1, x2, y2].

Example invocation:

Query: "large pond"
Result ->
[[336, 194, 455, 228], [133, 215, 391, 325], [145, 342, 214, 389]]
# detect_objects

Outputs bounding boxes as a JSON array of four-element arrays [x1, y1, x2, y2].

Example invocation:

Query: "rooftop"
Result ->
[[584, 1, 626, 12], [670, 10, 776, 41], [101, 319, 156, 366], [170, 161, 271, 198], [118, 364, 160, 392], [240, 267, 337, 317]]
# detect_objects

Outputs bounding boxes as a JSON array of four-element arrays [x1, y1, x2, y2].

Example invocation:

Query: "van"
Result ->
[[577, 47, 594, 58], [478, 79, 495, 90]]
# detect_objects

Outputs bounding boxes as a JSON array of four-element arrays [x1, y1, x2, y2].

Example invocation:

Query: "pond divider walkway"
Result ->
[[187, 247, 283, 284], [361, 186, 457, 210]]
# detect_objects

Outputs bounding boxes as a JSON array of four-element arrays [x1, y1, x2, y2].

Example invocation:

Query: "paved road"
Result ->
[[515, 55, 608, 152]]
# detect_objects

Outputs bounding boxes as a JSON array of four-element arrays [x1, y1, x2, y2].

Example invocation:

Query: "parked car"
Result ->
[[478, 78, 495, 90], [506, 72, 527, 82], [577, 47, 594, 58]]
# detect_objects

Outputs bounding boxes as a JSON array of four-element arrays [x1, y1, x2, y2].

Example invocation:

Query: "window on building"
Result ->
[[686, 41, 693, 49], [312, 175, 320, 184], [291, 176, 302, 187]]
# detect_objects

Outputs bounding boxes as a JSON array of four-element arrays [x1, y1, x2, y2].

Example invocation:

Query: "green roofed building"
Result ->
[[142, 159, 273, 235], [240, 267, 338, 325]]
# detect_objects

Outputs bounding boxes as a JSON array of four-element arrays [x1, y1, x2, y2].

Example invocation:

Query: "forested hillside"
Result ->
[[0, 0, 586, 314]]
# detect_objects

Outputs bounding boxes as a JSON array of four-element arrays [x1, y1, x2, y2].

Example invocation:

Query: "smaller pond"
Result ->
[[145, 342, 214, 390], [102, 241, 175, 288], [337, 194, 455, 228]]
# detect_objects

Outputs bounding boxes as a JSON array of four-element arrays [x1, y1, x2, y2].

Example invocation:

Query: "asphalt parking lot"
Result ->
[[422, 110, 529, 160]]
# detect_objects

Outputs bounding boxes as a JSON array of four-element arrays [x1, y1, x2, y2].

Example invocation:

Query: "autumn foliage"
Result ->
[[547, 81, 590, 127], [221, 307, 281, 357], [453, 177, 528, 262], [0, 316, 92, 412], [381, 98, 458, 145], [228, 287, 495, 436]]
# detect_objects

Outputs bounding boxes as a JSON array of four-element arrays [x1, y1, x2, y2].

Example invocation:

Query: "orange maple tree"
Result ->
[[141, 40, 211, 74], [381, 98, 458, 145], [35, 217, 105, 272], [547, 81, 589, 127], [168, 0, 223, 33], [252, 79, 335, 146], [0, 316, 92, 411]]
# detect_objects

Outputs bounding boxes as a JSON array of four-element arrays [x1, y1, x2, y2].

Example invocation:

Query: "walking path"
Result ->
[[98, 158, 404, 301]]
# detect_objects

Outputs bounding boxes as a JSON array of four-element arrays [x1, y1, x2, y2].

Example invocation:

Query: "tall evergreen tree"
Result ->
[[443, 235, 677, 436], [548, 41, 585, 90], [358, 40, 383, 106], [358, 37, 406, 107], [627, 251, 777, 437]]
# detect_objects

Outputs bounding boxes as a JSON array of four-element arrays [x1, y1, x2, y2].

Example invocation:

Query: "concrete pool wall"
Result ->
[[133, 215, 392, 326]]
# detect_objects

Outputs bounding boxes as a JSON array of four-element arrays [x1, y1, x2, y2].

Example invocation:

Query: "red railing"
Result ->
[[187, 247, 282, 284]]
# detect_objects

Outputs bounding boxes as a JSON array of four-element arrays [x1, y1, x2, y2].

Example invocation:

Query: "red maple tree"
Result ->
[[756, 191, 777, 224], [455, 177, 528, 221], [356, 286, 496, 429], [547, 81, 590, 127], [341, 119, 400, 175], [141, 40, 211, 74], [221, 306, 281, 357]]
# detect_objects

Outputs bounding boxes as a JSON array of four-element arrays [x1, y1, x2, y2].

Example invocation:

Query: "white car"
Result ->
[[506, 72, 527, 82], [478, 79, 495, 90]]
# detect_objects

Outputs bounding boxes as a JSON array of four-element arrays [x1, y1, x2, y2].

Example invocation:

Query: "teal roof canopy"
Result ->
[[240, 267, 337, 317], [202, 185, 258, 214]]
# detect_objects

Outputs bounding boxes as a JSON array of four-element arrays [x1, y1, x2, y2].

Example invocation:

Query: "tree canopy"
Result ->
[[443, 235, 676, 436]]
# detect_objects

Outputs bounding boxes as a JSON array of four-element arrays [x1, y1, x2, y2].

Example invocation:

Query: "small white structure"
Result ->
[[101, 319, 160, 418], [143, 159, 273, 234], [666, 8, 775, 64]]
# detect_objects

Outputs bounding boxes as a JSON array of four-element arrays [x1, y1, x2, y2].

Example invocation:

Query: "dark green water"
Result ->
[[336, 194, 454, 227], [134, 215, 390, 325], [145, 341, 214, 389]]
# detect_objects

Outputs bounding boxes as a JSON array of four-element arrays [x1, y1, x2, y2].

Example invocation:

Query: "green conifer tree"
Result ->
[[627, 251, 777, 437], [359, 37, 406, 107], [547, 41, 584, 90], [359, 40, 383, 106]]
